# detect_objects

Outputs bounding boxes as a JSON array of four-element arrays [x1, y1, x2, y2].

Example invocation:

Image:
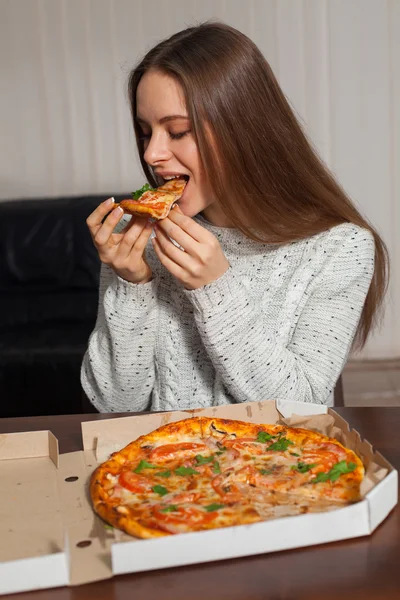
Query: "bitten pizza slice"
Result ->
[[115, 177, 187, 220]]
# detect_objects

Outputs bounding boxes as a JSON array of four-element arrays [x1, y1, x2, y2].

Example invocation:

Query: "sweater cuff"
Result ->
[[113, 274, 158, 303]]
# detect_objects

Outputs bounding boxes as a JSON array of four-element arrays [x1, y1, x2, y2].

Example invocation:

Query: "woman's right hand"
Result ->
[[86, 197, 153, 284]]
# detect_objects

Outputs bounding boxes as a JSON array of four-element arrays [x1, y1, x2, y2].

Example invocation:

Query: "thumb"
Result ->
[[173, 204, 184, 214]]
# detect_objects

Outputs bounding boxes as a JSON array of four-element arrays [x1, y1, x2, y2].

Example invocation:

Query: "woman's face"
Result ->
[[136, 70, 230, 225]]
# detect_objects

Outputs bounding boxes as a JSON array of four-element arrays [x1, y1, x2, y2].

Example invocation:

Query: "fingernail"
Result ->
[[114, 206, 123, 216], [105, 197, 115, 207]]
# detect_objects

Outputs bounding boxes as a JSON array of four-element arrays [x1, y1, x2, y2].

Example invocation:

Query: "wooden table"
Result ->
[[1, 408, 400, 600]]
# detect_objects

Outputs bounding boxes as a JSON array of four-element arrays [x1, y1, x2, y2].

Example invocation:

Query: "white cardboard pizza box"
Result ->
[[0, 400, 397, 594]]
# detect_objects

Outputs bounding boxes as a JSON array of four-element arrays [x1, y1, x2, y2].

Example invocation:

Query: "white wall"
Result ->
[[0, 0, 399, 359]]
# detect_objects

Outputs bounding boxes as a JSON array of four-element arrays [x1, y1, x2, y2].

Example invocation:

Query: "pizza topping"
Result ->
[[313, 461, 356, 483], [134, 460, 158, 473], [160, 505, 178, 513], [152, 485, 169, 496], [167, 491, 201, 504], [174, 466, 200, 476], [204, 503, 225, 512], [259, 469, 273, 475], [256, 431, 275, 443], [155, 470, 171, 478], [116, 506, 129, 515], [291, 462, 317, 474], [267, 437, 294, 452], [152, 505, 218, 534], [119, 471, 153, 493], [195, 454, 215, 464], [213, 461, 221, 474], [150, 443, 208, 462], [131, 183, 154, 200]]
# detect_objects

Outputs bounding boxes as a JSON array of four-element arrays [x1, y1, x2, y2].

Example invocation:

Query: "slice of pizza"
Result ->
[[115, 177, 187, 220]]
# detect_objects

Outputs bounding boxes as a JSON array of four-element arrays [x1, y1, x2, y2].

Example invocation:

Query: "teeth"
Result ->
[[164, 175, 183, 180]]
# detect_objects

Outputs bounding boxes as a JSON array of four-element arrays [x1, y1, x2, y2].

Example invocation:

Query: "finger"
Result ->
[[86, 197, 116, 237], [120, 214, 136, 234], [129, 220, 154, 257], [154, 226, 194, 270], [166, 209, 210, 243], [117, 217, 152, 259], [156, 217, 197, 254], [93, 206, 124, 247], [152, 237, 187, 281]]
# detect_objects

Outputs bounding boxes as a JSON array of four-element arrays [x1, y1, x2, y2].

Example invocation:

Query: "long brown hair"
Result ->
[[128, 21, 388, 350]]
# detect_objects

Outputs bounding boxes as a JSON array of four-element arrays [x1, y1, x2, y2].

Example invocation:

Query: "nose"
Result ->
[[143, 131, 171, 166]]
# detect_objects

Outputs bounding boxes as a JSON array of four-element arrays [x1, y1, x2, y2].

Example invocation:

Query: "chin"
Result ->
[[178, 200, 208, 219]]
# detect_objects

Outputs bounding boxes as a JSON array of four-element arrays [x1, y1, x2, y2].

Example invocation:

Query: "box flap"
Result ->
[[276, 400, 327, 418], [0, 430, 58, 467], [0, 553, 68, 595]]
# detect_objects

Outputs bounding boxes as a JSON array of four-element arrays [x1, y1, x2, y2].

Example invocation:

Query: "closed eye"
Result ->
[[170, 130, 191, 140]]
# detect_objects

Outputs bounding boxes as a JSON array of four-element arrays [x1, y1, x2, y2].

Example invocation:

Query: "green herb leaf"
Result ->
[[160, 505, 178, 513], [195, 454, 215, 464], [259, 469, 273, 475], [204, 503, 225, 512], [267, 437, 294, 452], [216, 443, 227, 451], [291, 461, 316, 474], [256, 431, 274, 443], [215, 451, 224, 456], [104, 524, 114, 530], [152, 485, 169, 496], [174, 466, 199, 476], [212, 461, 221, 474], [131, 183, 154, 200], [290, 452, 300, 457], [313, 461, 357, 483], [134, 460, 158, 473], [155, 470, 171, 478]]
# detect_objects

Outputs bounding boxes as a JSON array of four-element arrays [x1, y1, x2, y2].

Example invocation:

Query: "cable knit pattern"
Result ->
[[81, 217, 375, 412]]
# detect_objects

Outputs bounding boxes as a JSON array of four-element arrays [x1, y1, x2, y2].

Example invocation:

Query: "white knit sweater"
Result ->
[[81, 216, 374, 412]]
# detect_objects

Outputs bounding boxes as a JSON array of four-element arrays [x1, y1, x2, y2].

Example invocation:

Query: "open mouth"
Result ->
[[161, 174, 190, 184]]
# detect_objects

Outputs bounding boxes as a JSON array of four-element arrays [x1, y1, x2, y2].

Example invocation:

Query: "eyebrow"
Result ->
[[136, 115, 189, 125]]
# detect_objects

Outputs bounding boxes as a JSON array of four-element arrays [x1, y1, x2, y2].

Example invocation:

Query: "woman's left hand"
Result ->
[[152, 207, 230, 290]]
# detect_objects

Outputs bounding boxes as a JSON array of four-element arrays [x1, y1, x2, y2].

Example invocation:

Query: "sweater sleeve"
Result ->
[[183, 227, 375, 405], [81, 263, 158, 412]]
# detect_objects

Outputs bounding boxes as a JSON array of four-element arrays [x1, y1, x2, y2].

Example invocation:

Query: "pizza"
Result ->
[[115, 177, 187, 220], [90, 417, 364, 538]]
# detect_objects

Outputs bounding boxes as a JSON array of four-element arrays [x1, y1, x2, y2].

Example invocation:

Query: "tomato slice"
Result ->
[[301, 448, 342, 473], [152, 505, 217, 533], [149, 442, 208, 462], [119, 471, 153, 493]]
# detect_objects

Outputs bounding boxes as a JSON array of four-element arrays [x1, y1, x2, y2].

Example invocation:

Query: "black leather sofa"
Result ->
[[0, 193, 126, 417]]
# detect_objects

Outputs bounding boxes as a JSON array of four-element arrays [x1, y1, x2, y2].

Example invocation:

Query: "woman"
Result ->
[[81, 22, 388, 412]]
